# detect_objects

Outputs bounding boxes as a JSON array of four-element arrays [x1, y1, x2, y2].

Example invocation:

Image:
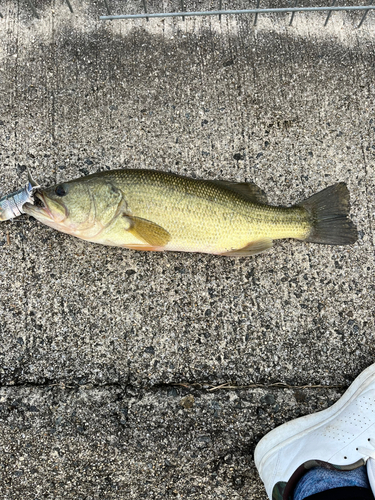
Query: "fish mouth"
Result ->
[[24, 192, 55, 221], [37, 192, 55, 220]]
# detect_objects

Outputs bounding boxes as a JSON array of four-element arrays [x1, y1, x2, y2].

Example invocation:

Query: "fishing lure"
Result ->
[[0, 171, 40, 221]]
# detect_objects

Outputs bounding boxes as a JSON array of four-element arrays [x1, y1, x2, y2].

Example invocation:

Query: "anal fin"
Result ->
[[221, 238, 273, 257]]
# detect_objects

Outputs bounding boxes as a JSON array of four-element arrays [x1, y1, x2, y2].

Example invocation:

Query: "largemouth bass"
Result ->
[[23, 169, 357, 256]]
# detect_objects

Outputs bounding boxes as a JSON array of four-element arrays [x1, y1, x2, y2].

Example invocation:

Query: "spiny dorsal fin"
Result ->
[[220, 238, 273, 257], [210, 180, 267, 204]]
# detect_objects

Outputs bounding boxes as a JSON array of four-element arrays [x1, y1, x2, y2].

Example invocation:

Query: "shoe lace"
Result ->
[[358, 440, 375, 460]]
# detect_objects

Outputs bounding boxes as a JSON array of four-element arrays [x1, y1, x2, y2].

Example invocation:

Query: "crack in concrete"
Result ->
[[0, 380, 347, 392]]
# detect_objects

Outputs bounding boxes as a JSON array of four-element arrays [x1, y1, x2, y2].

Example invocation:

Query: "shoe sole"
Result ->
[[255, 363, 375, 473]]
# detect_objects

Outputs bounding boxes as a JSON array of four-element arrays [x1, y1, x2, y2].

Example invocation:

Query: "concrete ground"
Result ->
[[0, 0, 374, 498]]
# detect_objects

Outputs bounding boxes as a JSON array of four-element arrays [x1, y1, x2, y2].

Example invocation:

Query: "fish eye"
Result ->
[[55, 184, 68, 197]]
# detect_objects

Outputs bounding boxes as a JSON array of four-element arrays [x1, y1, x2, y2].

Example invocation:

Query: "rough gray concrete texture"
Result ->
[[0, 0, 374, 498]]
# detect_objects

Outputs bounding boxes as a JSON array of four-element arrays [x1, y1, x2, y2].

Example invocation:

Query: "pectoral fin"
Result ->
[[125, 215, 171, 247], [221, 238, 273, 256]]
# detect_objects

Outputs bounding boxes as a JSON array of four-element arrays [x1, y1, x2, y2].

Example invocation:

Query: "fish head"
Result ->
[[23, 179, 96, 236], [23, 177, 125, 240]]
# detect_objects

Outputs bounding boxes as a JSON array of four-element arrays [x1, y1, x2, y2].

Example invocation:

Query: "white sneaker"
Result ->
[[254, 363, 375, 500], [367, 458, 375, 494]]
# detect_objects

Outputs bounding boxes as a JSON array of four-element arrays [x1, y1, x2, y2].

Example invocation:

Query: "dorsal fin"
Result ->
[[210, 180, 267, 204]]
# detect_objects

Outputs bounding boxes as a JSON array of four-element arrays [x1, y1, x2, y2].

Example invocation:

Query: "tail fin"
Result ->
[[299, 183, 358, 245]]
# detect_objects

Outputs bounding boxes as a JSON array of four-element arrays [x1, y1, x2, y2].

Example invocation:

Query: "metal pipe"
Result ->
[[254, 0, 261, 25], [289, 0, 298, 25], [65, 0, 74, 13], [324, 0, 336, 25], [26, 0, 39, 18], [358, 0, 373, 27], [104, 0, 111, 15], [181, 0, 185, 20], [142, 0, 149, 22], [100, 5, 375, 22]]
